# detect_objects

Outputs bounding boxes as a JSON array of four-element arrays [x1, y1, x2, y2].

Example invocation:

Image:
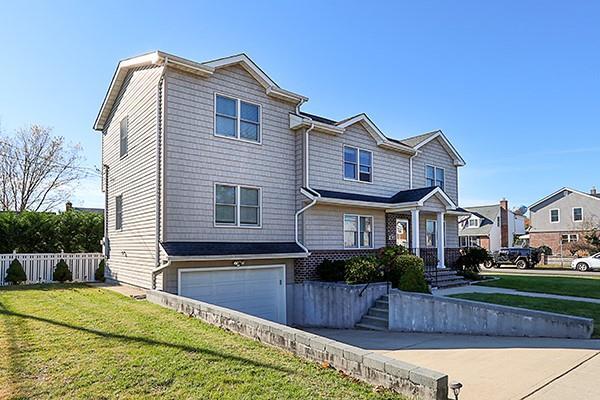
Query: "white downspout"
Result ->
[[294, 102, 318, 253], [152, 62, 167, 290], [409, 152, 418, 189]]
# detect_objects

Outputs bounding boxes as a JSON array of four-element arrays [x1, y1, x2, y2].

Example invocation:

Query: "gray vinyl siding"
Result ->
[[412, 138, 459, 204], [530, 190, 600, 232], [418, 213, 459, 248], [308, 123, 410, 197], [303, 204, 386, 250], [164, 65, 297, 242], [102, 65, 163, 289]]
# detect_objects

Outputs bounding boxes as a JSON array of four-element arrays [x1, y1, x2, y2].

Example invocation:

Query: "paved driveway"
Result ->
[[308, 329, 600, 400]]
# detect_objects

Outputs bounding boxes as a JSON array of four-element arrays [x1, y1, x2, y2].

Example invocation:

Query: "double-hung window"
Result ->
[[344, 214, 373, 248], [215, 94, 261, 143], [573, 207, 583, 222], [425, 165, 445, 189], [561, 234, 578, 244], [343, 146, 372, 182], [468, 218, 478, 228], [550, 209, 560, 223], [119, 117, 128, 158], [426, 220, 437, 247], [115, 195, 123, 230], [215, 184, 261, 227]]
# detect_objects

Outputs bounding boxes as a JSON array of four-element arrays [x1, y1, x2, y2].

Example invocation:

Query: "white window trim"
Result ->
[[343, 214, 374, 249], [343, 145, 373, 184], [119, 116, 128, 159], [426, 219, 437, 248], [425, 164, 445, 190], [213, 92, 263, 145], [572, 207, 583, 222], [550, 208, 560, 224], [561, 233, 579, 243], [115, 194, 123, 231], [214, 183, 262, 228]]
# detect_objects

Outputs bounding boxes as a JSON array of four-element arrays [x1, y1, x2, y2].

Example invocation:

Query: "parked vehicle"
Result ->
[[571, 253, 600, 272], [483, 247, 541, 269]]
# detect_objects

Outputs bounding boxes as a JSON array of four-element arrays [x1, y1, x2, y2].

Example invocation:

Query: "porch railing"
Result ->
[[408, 247, 464, 285]]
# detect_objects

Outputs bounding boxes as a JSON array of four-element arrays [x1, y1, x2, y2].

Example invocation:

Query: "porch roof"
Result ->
[[161, 241, 308, 261], [308, 186, 462, 212]]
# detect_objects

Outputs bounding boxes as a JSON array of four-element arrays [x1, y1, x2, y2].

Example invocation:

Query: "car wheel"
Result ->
[[577, 262, 589, 272], [483, 260, 493, 269], [516, 260, 527, 269]]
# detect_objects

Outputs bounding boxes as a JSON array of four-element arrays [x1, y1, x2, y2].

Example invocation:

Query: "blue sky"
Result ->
[[1, 1, 598, 210]]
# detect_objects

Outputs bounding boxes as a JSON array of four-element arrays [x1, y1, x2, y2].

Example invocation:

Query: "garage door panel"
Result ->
[[179, 265, 285, 323]]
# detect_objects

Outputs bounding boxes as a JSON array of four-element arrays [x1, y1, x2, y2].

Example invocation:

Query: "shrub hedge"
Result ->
[[5, 258, 26, 284], [0, 211, 103, 253]]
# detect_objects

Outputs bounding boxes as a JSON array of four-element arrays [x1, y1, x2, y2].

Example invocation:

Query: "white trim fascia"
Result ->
[[170, 253, 308, 262], [203, 54, 307, 103], [417, 187, 457, 209], [316, 197, 391, 209], [336, 114, 416, 155], [289, 114, 344, 134], [530, 187, 600, 209], [413, 130, 466, 167]]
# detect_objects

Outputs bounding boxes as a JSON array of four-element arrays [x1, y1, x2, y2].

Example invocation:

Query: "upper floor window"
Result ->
[[344, 214, 373, 248], [115, 195, 123, 230], [426, 220, 437, 247], [550, 208, 560, 223], [425, 165, 444, 189], [573, 207, 583, 222], [215, 184, 261, 227], [119, 117, 128, 158], [468, 218, 479, 228], [215, 94, 261, 143], [343, 146, 372, 183]]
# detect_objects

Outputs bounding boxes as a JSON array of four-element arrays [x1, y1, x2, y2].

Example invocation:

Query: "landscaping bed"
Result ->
[[0, 284, 406, 399], [475, 274, 600, 299], [450, 293, 600, 338]]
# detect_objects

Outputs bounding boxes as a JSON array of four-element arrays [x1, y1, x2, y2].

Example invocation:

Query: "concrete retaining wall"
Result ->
[[147, 290, 448, 400], [388, 289, 593, 339], [291, 281, 388, 328]]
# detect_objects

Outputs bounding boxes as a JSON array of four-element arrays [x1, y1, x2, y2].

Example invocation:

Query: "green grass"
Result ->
[[450, 293, 600, 338], [0, 284, 405, 400], [476, 274, 600, 299]]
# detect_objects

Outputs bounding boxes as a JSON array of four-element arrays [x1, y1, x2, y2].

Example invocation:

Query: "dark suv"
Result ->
[[484, 247, 541, 269]]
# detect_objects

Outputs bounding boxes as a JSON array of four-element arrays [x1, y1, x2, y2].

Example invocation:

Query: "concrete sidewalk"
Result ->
[[434, 285, 600, 304], [308, 328, 600, 400]]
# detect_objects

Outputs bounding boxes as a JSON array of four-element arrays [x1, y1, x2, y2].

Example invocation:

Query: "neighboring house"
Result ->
[[65, 201, 104, 215], [93, 51, 467, 324], [458, 199, 526, 252], [529, 187, 600, 255]]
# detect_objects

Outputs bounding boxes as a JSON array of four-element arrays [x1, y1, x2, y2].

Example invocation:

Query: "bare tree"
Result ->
[[0, 124, 84, 212]]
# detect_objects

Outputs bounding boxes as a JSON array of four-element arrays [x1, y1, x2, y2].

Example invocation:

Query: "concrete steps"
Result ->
[[356, 295, 389, 331], [426, 269, 470, 288]]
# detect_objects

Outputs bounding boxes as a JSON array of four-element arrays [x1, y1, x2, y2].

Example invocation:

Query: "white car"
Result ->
[[571, 253, 600, 271]]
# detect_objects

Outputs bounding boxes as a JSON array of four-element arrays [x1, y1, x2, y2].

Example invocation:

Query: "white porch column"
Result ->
[[437, 212, 445, 268], [411, 209, 420, 255]]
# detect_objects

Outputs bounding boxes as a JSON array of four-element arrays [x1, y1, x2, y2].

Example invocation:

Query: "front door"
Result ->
[[396, 219, 410, 248]]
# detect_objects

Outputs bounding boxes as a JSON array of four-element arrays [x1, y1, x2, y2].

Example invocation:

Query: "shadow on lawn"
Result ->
[[0, 303, 291, 374]]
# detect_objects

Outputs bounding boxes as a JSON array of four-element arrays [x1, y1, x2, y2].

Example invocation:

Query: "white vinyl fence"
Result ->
[[0, 252, 104, 286]]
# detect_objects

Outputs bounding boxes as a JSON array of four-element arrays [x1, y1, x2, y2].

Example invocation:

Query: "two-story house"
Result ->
[[458, 199, 526, 252], [94, 51, 467, 323], [529, 187, 600, 255]]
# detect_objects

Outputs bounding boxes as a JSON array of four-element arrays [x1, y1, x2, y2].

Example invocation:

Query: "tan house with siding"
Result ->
[[94, 50, 467, 324]]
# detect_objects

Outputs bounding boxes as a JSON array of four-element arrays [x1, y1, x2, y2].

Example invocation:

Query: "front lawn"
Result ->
[[475, 274, 600, 299], [0, 285, 404, 400], [450, 293, 600, 338]]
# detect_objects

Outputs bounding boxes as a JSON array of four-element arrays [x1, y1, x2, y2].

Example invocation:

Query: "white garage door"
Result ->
[[178, 265, 286, 324]]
